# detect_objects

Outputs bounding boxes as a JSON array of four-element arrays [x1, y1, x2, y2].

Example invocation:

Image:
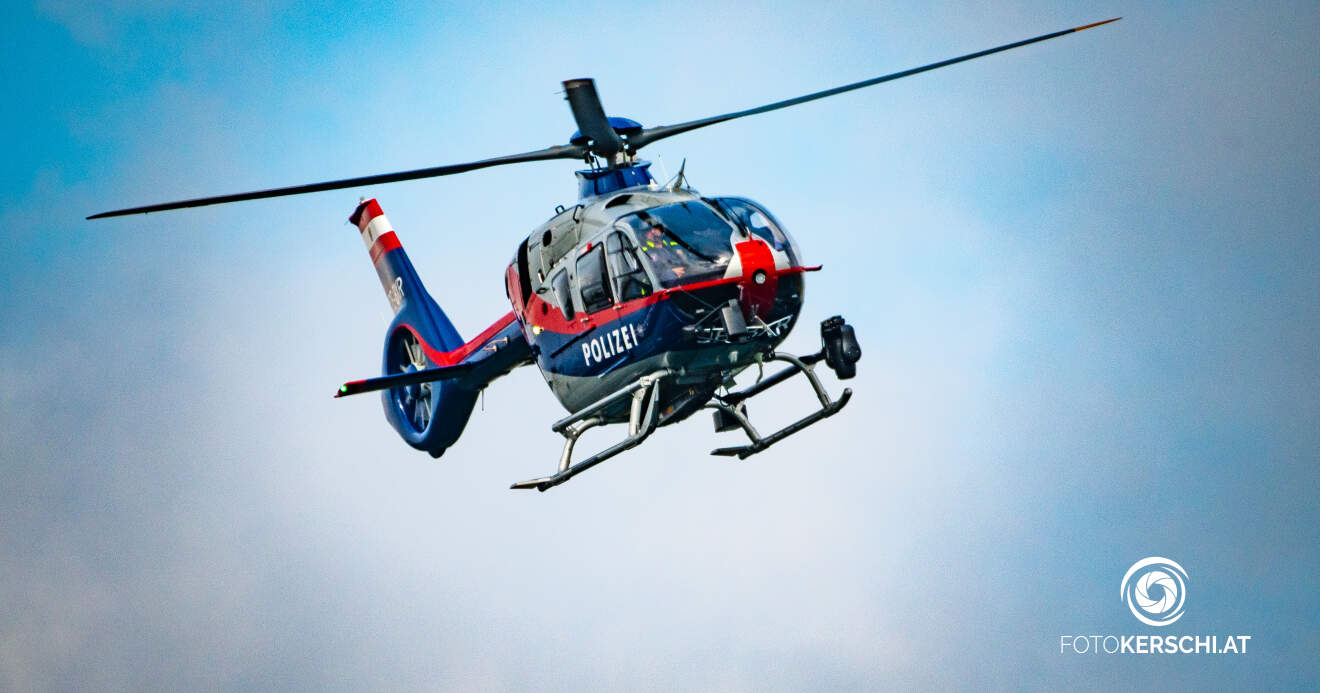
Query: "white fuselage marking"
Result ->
[[582, 323, 642, 367]]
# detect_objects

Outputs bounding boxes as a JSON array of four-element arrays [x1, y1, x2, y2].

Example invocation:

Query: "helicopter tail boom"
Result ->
[[345, 199, 531, 458]]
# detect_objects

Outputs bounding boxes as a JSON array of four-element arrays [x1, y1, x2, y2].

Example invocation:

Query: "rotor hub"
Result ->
[[575, 161, 655, 199], [568, 116, 643, 149]]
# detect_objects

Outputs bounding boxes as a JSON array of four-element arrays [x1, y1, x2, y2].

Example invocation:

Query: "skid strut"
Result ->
[[704, 351, 852, 459], [511, 370, 669, 492]]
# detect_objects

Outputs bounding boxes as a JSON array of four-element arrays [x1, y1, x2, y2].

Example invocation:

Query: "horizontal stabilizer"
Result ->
[[335, 363, 476, 398]]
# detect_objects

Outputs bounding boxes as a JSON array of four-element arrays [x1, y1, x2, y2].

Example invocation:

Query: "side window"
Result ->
[[550, 269, 574, 319], [515, 238, 532, 306], [605, 231, 653, 301], [575, 244, 613, 313]]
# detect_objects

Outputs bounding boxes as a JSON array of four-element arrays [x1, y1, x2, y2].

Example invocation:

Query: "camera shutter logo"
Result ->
[[1121, 557, 1188, 626]]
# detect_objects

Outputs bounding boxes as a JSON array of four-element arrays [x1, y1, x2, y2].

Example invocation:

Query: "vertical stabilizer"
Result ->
[[350, 198, 463, 352]]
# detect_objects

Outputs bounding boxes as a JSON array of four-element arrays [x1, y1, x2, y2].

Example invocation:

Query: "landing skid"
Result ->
[[510, 357, 851, 490], [511, 370, 670, 492], [512, 316, 858, 491], [705, 351, 851, 459]]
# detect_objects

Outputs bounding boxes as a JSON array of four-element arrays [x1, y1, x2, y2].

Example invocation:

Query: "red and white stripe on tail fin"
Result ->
[[352, 199, 401, 263], [350, 198, 407, 313]]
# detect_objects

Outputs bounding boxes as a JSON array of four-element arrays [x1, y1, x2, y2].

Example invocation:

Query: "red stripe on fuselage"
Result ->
[[400, 311, 518, 367], [521, 265, 820, 336]]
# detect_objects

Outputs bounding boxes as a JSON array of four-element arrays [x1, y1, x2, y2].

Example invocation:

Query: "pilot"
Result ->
[[641, 225, 688, 279]]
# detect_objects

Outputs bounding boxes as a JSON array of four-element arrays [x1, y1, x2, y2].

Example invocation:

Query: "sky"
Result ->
[[2, 1, 1317, 690]]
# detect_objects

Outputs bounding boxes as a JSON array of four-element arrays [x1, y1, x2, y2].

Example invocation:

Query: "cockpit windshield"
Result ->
[[620, 201, 736, 288], [711, 197, 800, 266]]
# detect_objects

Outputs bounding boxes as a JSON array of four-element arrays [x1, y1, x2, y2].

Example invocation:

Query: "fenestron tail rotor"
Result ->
[[88, 17, 1118, 220]]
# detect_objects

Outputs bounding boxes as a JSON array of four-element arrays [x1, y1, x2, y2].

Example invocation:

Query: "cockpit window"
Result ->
[[712, 197, 799, 265], [620, 201, 735, 288], [605, 231, 653, 301]]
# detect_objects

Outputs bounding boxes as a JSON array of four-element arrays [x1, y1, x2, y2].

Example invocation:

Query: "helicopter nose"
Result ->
[[735, 239, 778, 320]]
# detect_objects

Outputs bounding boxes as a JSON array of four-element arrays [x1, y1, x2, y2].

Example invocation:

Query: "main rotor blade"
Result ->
[[628, 17, 1120, 151], [563, 78, 626, 158], [88, 143, 588, 219]]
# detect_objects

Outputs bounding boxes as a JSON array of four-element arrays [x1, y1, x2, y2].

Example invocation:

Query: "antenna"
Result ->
[[668, 158, 688, 191]]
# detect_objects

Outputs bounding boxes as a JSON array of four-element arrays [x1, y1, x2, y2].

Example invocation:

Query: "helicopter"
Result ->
[[90, 18, 1119, 491]]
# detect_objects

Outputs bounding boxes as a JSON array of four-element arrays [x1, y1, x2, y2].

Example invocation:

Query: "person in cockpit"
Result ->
[[641, 224, 689, 280]]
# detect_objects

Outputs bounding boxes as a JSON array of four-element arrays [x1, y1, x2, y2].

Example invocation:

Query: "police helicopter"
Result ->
[[90, 18, 1119, 491]]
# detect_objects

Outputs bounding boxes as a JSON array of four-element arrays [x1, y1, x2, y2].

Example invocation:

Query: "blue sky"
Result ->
[[2, 1, 1317, 690]]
